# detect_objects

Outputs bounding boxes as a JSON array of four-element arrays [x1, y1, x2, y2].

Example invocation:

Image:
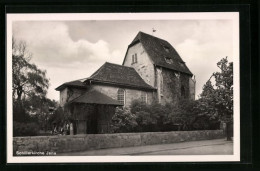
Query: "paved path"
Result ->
[[59, 139, 233, 156]]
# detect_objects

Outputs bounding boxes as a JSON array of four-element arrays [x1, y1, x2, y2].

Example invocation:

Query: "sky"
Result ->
[[12, 19, 234, 101]]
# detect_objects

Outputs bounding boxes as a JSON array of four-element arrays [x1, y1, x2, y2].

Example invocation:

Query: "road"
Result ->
[[59, 138, 233, 156]]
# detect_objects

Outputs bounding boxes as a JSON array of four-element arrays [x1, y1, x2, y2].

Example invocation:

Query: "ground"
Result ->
[[59, 138, 233, 156]]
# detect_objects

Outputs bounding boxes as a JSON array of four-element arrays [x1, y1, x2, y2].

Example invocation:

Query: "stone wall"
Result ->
[[13, 130, 224, 155], [60, 87, 68, 107], [92, 84, 155, 107], [123, 42, 156, 87], [189, 77, 196, 100], [159, 67, 192, 105], [60, 84, 155, 108], [60, 87, 88, 107]]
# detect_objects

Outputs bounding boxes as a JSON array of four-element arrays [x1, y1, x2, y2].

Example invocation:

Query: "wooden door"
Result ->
[[77, 120, 87, 134]]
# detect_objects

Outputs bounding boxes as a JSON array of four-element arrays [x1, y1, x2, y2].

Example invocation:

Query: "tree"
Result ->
[[213, 57, 233, 121], [199, 57, 233, 140], [12, 38, 49, 121], [48, 106, 66, 131], [24, 95, 58, 131]]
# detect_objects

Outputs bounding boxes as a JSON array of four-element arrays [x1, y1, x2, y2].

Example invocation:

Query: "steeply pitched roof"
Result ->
[[127, 31, 193, 75], [87, 62, 155, 90], [69, 89, 122, 106], [55, 62, 156, 91], [55, 79, 87, 91]]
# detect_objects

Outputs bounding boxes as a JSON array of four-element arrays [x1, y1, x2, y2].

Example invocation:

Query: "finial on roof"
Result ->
[[152, 28, 156, 35]]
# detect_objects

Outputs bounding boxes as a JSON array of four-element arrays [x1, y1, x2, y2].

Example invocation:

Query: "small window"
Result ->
[[117, 88, 125, 105], [163, 46, 170, 53], [179, 61, 185, 67], [132, 53, 137, 64], [165, 56, 173, 64], [141, 92, 147, 103]]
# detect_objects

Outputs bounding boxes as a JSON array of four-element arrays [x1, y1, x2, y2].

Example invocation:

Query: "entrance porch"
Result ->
[[66, 90, 122, 134]]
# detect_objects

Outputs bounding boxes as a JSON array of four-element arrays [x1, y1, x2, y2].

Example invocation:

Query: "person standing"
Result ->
[[70, 122, 73, 135], [66, 122, 70, 135]]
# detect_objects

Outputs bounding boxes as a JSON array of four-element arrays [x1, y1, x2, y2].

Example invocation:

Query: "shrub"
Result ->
[[13, 121, 40, 137], [135, 110, 157, 132], [111, 107, 138, 133], [192, 116, 220, 130], [130, 100, 149, 114], [111, 99, 221, 133], [131, 100, 175, 132]]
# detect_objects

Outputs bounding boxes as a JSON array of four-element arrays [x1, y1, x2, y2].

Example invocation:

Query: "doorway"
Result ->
[[87, 107, 98, 134]]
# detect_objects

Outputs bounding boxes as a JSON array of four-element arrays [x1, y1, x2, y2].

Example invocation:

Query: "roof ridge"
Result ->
[[138, 31, 169, 43], [105, 62, 136, 69], [89, 62, 107, 78], [63, 77, 88, 84]]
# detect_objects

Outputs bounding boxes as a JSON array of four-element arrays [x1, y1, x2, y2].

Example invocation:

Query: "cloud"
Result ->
[[13, 21, 125, 100], [13, 21, 123, 68], [12, 20, 234, 101], [175, 21, 233, 97]]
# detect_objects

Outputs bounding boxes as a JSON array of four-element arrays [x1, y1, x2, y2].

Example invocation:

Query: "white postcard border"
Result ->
[[6, 12, 240, 163]]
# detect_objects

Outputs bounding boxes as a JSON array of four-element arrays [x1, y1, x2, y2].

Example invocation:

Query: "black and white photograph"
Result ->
[[6, 13, 240, 163]]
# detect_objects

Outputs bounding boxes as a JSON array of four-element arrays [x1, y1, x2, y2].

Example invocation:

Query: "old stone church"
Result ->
[[56, 31, 196, 134]]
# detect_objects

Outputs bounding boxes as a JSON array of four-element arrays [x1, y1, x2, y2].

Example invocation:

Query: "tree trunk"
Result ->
[[14, 86, 26, 122], [226, 121, 232, 141]]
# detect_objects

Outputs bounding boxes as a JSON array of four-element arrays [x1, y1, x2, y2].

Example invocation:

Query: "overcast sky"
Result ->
[[13, 19, 234, 101]]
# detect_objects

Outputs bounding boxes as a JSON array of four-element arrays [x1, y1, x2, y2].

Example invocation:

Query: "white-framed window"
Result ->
[[141, 92, 147, 104], [117, 88, 125, 105]]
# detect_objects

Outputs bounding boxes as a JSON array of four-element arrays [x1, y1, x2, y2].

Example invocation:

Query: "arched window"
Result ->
[[141, 92, 147, 104], [181, 86, 185, 98], [117, 88, 125, 105]]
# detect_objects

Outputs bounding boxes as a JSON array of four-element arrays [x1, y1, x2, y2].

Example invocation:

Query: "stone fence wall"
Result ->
[[13, 130, 224, 155]]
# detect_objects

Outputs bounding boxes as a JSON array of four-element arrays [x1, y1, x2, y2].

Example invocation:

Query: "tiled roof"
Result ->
[[87, 62, 156, 90], [55, 62, 156, 91], [55, 79, 87, 91], [69, 89, 122, 106], [128, 31, 193, 75]]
